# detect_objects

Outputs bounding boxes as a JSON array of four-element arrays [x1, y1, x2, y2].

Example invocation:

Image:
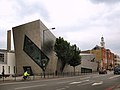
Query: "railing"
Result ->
[[0, 71, 98, 83]]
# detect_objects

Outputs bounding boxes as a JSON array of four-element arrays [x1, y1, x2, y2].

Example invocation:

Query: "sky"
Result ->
[[0, 0, 120, 55]]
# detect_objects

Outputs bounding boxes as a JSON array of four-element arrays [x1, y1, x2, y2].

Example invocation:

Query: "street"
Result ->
[[0, 71, 120, 90]]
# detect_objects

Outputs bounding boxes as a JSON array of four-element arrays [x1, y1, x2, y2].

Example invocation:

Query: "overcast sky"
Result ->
[[0, 0, 120, 55]]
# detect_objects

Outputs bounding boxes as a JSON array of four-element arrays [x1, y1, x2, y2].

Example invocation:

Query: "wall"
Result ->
[[63, 54, 97, 73], [0, 51, 15, 75], [12, 20, 57, 75]]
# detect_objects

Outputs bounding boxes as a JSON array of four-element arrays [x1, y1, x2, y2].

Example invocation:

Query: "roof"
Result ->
[[92, 45, 102, 50]]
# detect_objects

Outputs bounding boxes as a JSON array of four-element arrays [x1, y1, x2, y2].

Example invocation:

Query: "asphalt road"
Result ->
[[0, 71, 120, 90]]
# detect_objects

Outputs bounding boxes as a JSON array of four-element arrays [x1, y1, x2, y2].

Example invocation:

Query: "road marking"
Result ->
[[70, 79, 89, 85], [15, 84, 46, 90], [79, 81, 95, 86], [92, 81, 103, 86], [109, 75, 120, 79]]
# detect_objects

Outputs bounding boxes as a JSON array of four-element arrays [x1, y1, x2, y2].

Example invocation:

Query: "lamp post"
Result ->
[[2, 66, 5, 82], [42, 59, 47, 78], [42, 27, 55, 78]]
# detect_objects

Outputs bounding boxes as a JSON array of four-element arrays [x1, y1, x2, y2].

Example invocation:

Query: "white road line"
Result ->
[[15, 84, 46, 90], [69, 79, 89, 85], [109, 75, 120, 79], [79, 81, 95, 86], [69, 81, 81, 84], [92, 81, 103, 86]]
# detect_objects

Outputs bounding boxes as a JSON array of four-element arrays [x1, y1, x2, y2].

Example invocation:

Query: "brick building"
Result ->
[[82, 36, 116, 70]]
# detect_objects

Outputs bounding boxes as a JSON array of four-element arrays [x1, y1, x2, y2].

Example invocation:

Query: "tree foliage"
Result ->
[[54, 37, 72, 72], [54, 37, 81, 72], [68, 44, 81, 67]]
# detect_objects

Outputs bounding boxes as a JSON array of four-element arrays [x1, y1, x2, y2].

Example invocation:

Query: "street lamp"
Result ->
[[42, 27, 55, 78], [42, 59, 47, 78]]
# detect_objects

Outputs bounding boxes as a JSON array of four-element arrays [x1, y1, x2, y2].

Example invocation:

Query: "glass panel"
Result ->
[[8, 66, 10, 73], [0, 53, 4, 62], [23, 35, 49, 69]]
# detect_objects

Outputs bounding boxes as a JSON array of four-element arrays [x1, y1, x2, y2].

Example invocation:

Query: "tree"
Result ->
[[54, 37, 81, 74], [68, 44, 81, 75], [54, 37, 72, 72]]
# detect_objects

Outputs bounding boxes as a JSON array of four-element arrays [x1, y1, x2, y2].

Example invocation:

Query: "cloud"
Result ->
[[14, 0, 50, 22], [90, 0, 120, 4], [0, 29, 7, 49], [0, 0, 50, 29], [0, 0, 120, 55]]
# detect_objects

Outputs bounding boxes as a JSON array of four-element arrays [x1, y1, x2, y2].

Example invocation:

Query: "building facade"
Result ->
[[114, 55, 120, 66], [0, 50, 15, 75], [12, 20, 57, 75], [83, 36, 116, 70], [2, 20, 119, 77], [106, 49, 114, 70], [63, 53, 97, 73], [12, 20, 99, 75], [0, 30, 15, 76]]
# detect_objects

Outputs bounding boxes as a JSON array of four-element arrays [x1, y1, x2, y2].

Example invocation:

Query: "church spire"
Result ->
[[100, 36, 105, 48]]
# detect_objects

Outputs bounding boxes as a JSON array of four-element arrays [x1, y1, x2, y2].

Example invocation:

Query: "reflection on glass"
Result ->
[[23, 35, 49, 69]]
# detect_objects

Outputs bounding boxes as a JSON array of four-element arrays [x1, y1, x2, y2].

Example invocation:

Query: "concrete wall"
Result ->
[[63, 54, 97, 73], [12, 20, 57, 75], [78, 54, 97, 72]]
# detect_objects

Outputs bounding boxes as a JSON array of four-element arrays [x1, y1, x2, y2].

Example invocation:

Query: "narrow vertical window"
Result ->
[[14, 66, 16, 74], [8, 66, 10, 73], [0, 53, 4, 62]]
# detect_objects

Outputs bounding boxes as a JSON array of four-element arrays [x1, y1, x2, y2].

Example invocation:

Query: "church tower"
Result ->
[[100, 36, 105, 48]]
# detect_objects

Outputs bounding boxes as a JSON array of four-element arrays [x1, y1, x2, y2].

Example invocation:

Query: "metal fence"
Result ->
[[0, 71, 97, 83]]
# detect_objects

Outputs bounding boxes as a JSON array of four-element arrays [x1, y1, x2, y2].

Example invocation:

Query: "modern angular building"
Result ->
[[12, 20, 57, 75], [12, 19, 99, 76], [0, 19, 99, 77]]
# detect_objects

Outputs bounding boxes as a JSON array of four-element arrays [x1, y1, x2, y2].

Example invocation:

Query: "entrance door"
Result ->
[[23, 66, 33, 75]]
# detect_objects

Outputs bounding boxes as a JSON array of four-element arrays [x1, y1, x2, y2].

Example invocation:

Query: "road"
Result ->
[[0, 71, 120, 90]]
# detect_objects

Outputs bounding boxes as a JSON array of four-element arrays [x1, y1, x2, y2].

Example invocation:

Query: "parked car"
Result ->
[[99, 68, 107, 74], [114, 65, 120, 74]]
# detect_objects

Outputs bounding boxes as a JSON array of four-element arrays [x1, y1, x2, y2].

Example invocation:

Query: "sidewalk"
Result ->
[[0, 72, 98, 84], [0, 76, 22, 83], [0, 75, 64, 83]]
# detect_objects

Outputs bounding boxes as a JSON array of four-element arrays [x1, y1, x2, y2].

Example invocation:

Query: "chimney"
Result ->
[[7, 30, 11, 51]]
